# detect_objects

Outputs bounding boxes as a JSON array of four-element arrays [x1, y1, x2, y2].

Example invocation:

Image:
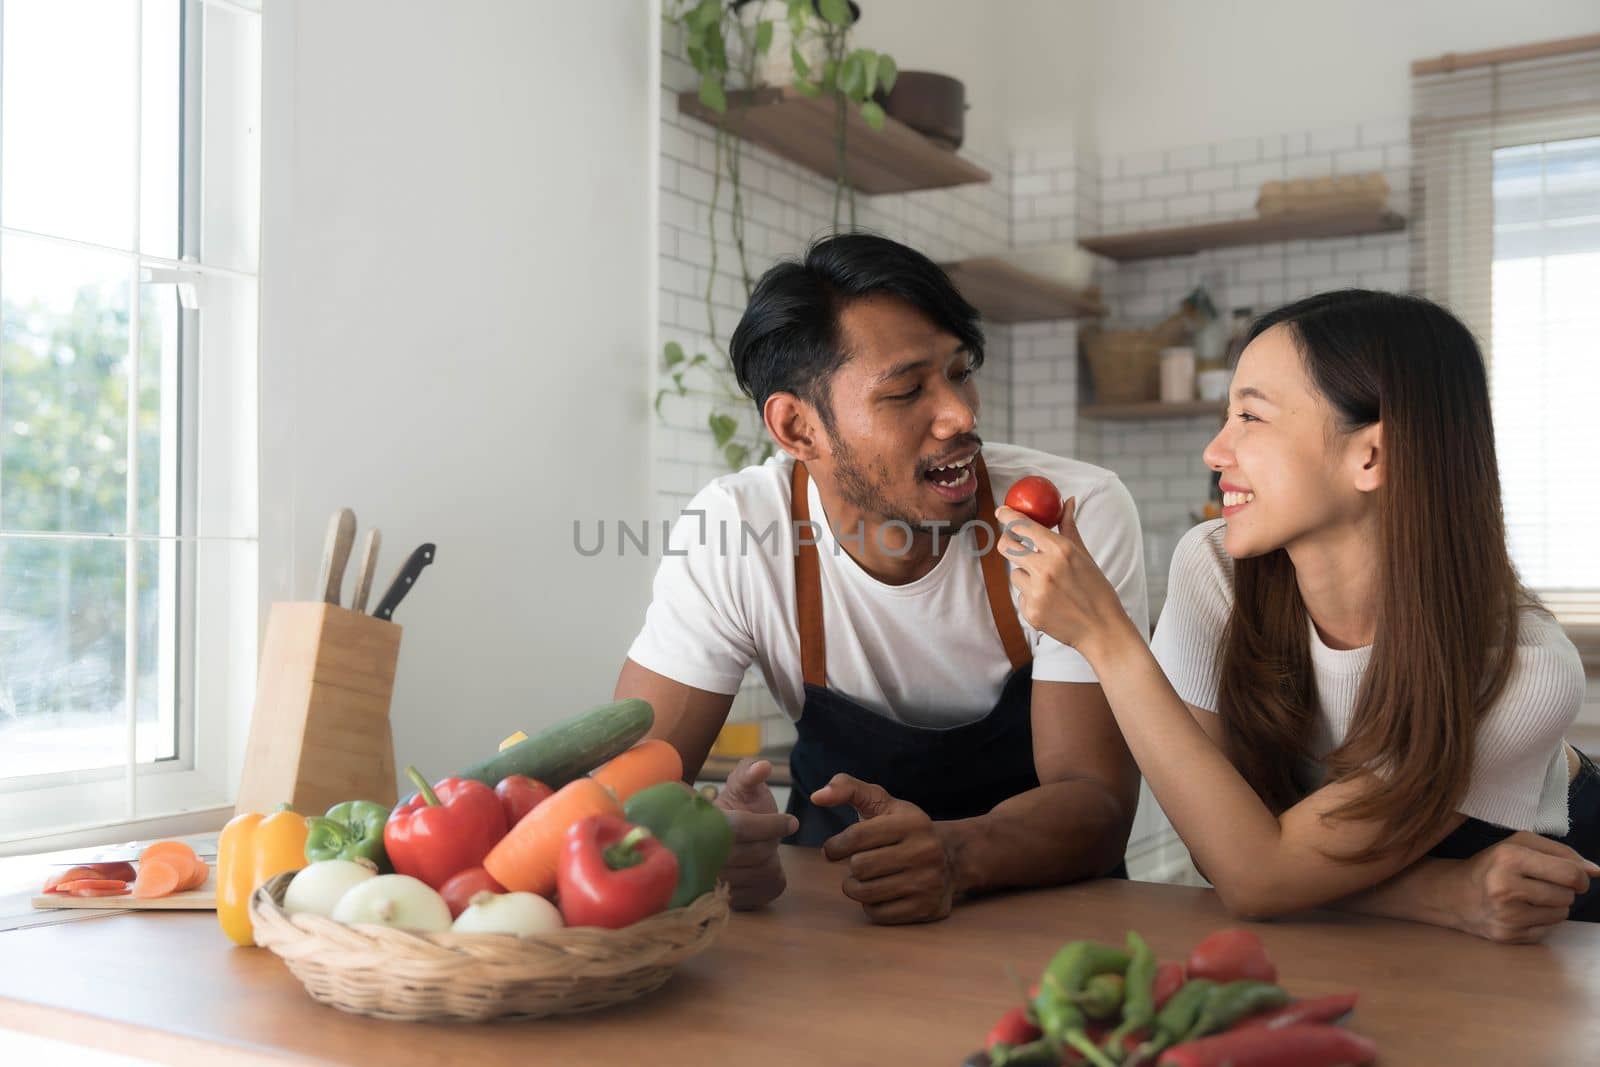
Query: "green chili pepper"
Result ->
[[1074, 972, 1125, 1020], [989, 1038, 1064, 1067], [303, 799, 392, 870], [1038, 941, 1131, 1004], [1129, 978, 1216, 1065], [1184, 980, 1290, 1041], [1033, 941, 1129, 1067], [1103, 930, 1157, 1058]]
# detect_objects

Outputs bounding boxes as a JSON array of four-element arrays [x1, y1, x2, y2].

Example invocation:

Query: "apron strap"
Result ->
[[789, 454, 1031, 691], [791, 460, 828, 689], [973, 454, 1033, 672]]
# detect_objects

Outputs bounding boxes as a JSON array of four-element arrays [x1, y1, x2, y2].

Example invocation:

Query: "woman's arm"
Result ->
[[997, 504, 1597, 925]]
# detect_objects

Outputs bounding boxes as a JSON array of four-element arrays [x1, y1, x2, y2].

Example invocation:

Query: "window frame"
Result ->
[[0, 0, 261, 854]]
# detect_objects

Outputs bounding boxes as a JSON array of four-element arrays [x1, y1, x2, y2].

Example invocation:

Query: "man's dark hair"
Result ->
[[728, 232, 984, 431]]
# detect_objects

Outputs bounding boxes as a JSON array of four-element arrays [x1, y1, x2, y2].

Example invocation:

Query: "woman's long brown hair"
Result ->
[[1216, 290, 1530, 863]]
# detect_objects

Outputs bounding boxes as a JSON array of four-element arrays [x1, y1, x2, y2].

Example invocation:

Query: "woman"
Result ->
[[997, 290, 1596, 943]]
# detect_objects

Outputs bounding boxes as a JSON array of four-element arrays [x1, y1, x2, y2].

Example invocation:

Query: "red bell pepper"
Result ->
[[495, 774, 554, 829], [556, 814, 679, 929], [384, 765, 508, 890]]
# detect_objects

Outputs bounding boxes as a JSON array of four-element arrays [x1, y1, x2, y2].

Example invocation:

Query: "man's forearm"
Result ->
[[1329, 857, 1465, 929], [937, 779, 1132, 897]]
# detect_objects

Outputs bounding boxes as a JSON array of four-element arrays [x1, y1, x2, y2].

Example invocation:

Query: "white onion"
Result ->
[[330, 873, 452, 932], [283, 859, 379, 918], [451, 890, 565, 937]]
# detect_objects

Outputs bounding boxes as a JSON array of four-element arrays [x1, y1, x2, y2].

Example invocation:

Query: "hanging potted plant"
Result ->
[[658, 0, 897, 470]]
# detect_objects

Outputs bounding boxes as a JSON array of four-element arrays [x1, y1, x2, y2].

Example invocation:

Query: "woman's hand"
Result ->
[[995, 500, 1140, 664], [1450, 831, 1596, 943]]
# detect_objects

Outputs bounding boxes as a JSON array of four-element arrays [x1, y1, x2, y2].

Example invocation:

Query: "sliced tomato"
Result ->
[[54, 878, 132, 893], [43, 866, 105, 893], [66, 885, 132, 897]]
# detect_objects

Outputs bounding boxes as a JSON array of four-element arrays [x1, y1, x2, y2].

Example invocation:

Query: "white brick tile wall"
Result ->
[[1190, 167, 1235, 193], [1214, 137, 1261, 166], [1144, 173, 1188, 199], [1081, 118, 1410, 595], [1167, 144, 1214, 171], [1310, 126, 1359, 153], [1334, 147, 1385, 175]]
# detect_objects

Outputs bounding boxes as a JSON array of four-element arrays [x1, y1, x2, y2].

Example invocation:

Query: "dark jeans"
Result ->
[[1427, 747, 1600, 922]]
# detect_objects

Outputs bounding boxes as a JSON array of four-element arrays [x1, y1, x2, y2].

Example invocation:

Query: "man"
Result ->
[[616, 233, 1149, 924]]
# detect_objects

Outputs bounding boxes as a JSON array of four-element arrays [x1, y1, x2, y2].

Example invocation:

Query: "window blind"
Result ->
[[1410, 36, 1600, 617]]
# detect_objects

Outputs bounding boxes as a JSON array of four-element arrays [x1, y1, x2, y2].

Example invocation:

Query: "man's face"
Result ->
[[813, 294, 983, 532]]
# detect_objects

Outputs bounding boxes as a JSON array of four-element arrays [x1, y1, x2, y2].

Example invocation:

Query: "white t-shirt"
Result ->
[[1151, 520, 1585, 834], [626, 443, 1149, 728]]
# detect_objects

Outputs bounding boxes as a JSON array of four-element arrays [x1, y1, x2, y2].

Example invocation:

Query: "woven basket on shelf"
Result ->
[[1079, 305, 1200, 404], [249, 871, 731, 1022]]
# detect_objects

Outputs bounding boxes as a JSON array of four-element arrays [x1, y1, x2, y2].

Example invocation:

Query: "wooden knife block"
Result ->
[[234, 603, 402, 817]]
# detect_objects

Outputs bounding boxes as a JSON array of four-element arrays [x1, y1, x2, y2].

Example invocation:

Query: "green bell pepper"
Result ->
[[304, 799, 393, 871], [623, 781, 734, 908]]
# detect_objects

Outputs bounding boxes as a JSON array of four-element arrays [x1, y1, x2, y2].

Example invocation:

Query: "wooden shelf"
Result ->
[[941, 257, 1105, 322], [1080, 400, 1226, 421], [1078, 207, 1406, 262], [677, 87, 991, 196]]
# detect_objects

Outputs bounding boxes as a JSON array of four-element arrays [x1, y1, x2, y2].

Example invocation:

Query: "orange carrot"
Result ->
[[132, 859, 183, 898], [589, 739, 684, 803], [182, 859, 211, 892], [483, 777, 622, 896], [139, 841, 201, 888]]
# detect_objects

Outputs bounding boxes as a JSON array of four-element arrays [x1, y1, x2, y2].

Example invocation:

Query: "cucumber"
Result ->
[[448, 698, 653, 793]]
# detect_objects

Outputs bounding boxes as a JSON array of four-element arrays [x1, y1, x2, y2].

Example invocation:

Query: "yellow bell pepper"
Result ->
[[217, 806, 310, 946]]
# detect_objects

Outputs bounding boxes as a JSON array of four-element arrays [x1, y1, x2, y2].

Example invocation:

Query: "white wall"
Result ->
[[1072, 0, 1598, 157], [258, 1, 656, 777]]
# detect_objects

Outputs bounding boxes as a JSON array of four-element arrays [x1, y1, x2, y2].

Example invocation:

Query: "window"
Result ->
[[0, 0, 260, 848], [1491, 137, 1600, 598], [1411, 37, 1600, 630]]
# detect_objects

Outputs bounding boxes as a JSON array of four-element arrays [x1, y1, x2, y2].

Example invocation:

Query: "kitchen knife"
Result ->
[[316, 508, 358, 606], [351, 528, 383, 613], [372, 543, 436, 621]]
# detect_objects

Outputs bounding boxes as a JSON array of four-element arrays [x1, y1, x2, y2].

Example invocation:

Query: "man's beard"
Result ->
[[830, 435, 978, 533]]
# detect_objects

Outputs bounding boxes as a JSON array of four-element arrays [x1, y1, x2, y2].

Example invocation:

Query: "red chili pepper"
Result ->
[[1152, 960, 1188, 1009], [1235, 992, 1359, 1031], [1155, 1022, 1378, 1067], [985, 1006, 1042, 1050], [384, 765, 509, 890], [556, 814, 679, 929], [495, 774, 554, 829], [1186, 928, 1278, 984]]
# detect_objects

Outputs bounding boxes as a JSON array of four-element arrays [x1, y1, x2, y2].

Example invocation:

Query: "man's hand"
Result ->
[[1453, 831, 1597, 943], [813, 773, 957, 925], [713, 758, 797, 911]]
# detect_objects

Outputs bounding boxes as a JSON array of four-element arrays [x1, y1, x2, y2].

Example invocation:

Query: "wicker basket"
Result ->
[[1080, 306, 1201, 404], [249, 871, 731, 1022]]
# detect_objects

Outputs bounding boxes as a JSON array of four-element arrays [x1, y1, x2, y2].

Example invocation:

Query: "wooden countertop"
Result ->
[[3, 847, 1599, 1065]]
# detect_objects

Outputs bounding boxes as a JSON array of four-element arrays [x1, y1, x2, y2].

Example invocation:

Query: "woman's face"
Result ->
[[1201, 324, 1379, 559]]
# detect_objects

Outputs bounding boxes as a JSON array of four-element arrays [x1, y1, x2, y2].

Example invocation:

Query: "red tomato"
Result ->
[[1003, 476, 1064, 528], [439, 866, 507, 919], [1186, 927, 1278, 984], [985, 1006, 1042, 1050], [496, 774, 555, 828]]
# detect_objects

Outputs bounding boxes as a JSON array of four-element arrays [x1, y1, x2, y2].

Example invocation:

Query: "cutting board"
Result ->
[[31, 873, 217, 911]]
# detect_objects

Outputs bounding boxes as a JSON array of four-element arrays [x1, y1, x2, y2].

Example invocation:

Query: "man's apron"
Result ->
[[782, 455, 1041, 847]]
